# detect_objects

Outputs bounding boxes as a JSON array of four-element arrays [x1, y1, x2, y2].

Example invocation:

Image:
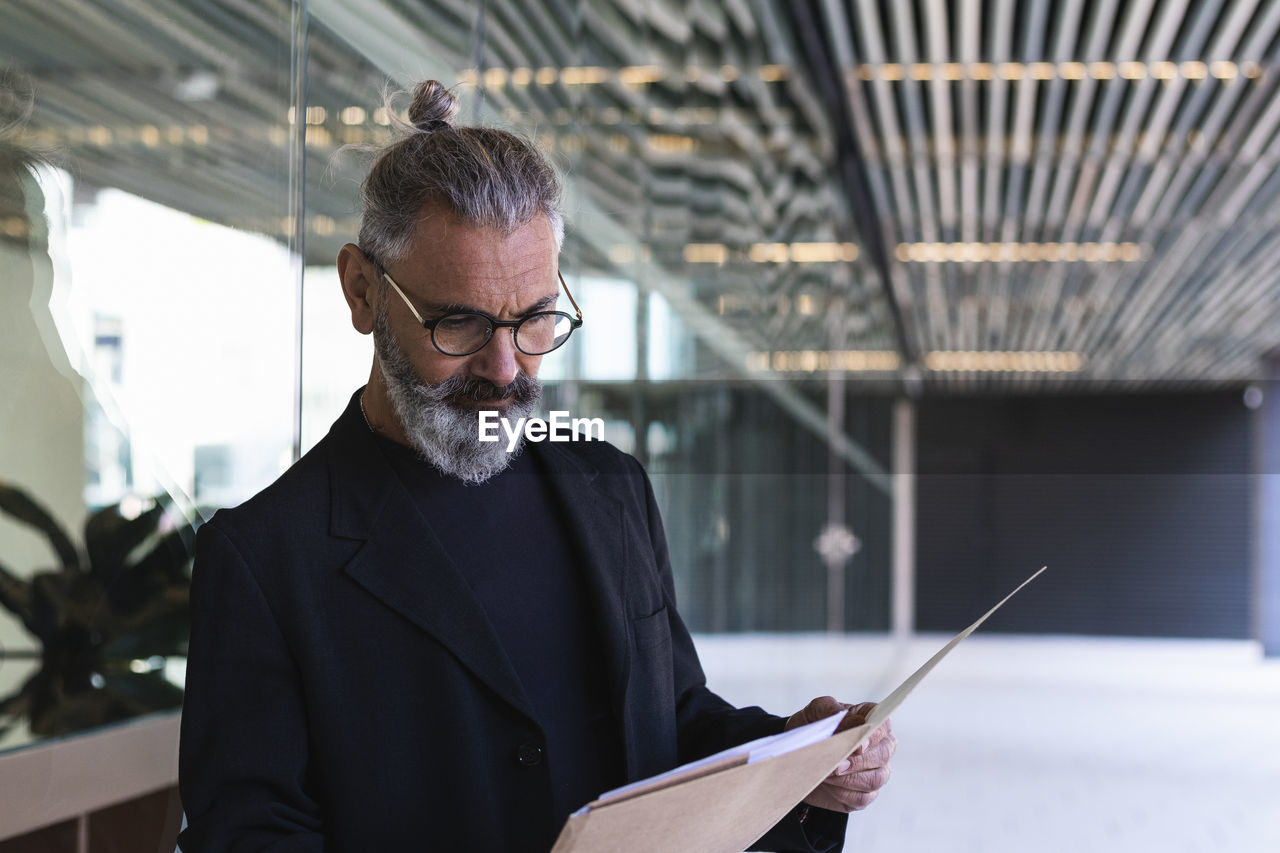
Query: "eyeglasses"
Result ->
[[380, 269, 584, 357]]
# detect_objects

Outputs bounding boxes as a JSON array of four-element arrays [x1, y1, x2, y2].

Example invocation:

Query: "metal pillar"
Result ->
[[1259, 362, 1280, 656], [823, 372, 850, 634], [892, 398, 916, 640]]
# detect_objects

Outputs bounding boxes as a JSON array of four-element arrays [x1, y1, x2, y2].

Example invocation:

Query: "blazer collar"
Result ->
[[324, 391, 631, 729]]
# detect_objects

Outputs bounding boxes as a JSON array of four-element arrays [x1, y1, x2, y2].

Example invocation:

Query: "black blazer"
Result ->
[[178, 392, 846, 852]]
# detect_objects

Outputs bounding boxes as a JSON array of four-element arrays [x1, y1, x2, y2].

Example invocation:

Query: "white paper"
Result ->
[[590, 709, 847, 807]]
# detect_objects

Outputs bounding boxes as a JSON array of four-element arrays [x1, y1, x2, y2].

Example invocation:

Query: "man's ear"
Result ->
[[337, 243, 378, 335]]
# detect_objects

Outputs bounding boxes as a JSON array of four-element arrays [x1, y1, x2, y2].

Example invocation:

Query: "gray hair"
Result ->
[[357, 80, 564, 267]]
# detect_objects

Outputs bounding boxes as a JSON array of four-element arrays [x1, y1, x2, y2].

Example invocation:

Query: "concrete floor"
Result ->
[[693, 633, 1280, 853]]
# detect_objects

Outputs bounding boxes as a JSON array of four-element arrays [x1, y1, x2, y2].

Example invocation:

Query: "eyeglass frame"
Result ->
[[375, 264, 584, 357]]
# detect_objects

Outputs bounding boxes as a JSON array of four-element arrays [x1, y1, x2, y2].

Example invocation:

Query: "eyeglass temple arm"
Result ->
[[558, 271, 583, 324], [381, 273, 427, 326]]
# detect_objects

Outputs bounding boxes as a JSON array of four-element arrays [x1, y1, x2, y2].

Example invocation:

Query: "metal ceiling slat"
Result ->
[[850, 0, 927, 363], [1166, 221, 1280, 348], [1125, 208, 1280, 376], [996, 0, 1052, 357], [1032, 0, 1199, 358], [975, 0, 1014, 375], [814, 0, 906, 355], [1083, 0, 1194, 233], [923, 0, 957, 236], [1083, 1, 1280, 366], [1002, 0, 1048, 239], [980, 0, 1014, 242], [1017, 0, 1089, 355], [1084, 73, 1280, 358], [1173, 50, 1280, 190], [1125, 0, 1244, 185], [1060, 0, 1264, 360], [1042, 0, 1120, 237], [1128, 227, 1264, 370], [1028, 0, 1123, 374], [1039, 0, 1152, 366], [822, 1, 919, 361], [1023, 0, 1085, 242], [955, 0, 984, 356], [1063, 0, 1157, 240], [884, 1, 949, 354], [957, 0, 982, 247], [884, 0, 936, 240]]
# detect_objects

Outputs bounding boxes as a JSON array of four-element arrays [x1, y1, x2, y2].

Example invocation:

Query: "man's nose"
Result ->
[[468, 327, 521, 389]]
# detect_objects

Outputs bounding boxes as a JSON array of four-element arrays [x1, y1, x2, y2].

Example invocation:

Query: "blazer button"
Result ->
[[516, 743, 543, 767]]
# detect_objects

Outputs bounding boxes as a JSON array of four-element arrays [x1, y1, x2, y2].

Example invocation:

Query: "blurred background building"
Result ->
[[1, 1, 1278, 851]]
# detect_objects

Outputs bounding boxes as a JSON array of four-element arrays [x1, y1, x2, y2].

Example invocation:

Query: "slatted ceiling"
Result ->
[[6, 0, 1280, 388], [829, 0, 1280, 387]]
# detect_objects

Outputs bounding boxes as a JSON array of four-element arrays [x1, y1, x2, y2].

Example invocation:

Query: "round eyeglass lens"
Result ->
[[516, 313, 575, 355], [433, 314, 492, 355]]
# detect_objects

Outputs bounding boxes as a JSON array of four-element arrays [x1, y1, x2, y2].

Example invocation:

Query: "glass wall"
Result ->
[[1, 2, 300, 751], [2, 0, 891, 752]]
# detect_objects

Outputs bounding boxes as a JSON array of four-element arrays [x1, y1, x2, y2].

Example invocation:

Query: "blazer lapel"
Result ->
[[538, 443, 633, 736], [326, 395, 537, 726]]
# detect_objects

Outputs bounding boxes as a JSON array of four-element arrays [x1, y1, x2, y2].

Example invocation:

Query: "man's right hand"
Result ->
[[785, 695, 897, 812]]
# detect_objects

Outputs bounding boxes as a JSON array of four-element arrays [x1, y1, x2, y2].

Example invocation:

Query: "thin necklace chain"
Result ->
[[359, 392, 376, 433]]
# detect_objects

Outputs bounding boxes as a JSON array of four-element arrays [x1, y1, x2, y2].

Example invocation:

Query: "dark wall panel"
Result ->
[[649, 386, 893, 633], [916, 393, 1253, 638]]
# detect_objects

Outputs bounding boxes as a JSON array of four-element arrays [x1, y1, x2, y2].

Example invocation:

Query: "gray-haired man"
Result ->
[[178, 80, 894, 853]]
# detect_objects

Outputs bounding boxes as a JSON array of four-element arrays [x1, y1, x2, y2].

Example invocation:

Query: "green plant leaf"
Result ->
[[84, 499, 168, 581]]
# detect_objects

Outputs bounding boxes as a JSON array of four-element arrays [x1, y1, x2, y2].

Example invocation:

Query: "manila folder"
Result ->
[[550, 567, 1046, 853]]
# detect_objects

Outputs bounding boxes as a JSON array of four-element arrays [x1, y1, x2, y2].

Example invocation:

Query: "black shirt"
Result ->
[[373, 434, 625, 822]]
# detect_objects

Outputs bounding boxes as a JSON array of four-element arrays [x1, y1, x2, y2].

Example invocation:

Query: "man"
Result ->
[[178, 81, 894, 852]]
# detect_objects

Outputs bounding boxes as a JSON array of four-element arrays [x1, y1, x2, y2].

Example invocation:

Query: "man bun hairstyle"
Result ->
[[405, 79, 458, 132], [358, 80, 564, 268]]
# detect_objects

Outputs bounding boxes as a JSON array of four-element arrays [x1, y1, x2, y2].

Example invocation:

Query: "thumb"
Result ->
[[786, 695, 849, 730]]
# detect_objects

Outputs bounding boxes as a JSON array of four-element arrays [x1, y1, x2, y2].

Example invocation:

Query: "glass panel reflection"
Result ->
[[303, 0, 893, 634], [1, 1, 297, 751]]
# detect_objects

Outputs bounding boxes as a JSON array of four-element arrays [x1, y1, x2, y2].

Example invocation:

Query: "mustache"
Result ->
[[435, 373, 541, 407]]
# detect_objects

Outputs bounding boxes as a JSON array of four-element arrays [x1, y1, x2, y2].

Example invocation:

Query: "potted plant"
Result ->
[[0, 483, 197, 741]]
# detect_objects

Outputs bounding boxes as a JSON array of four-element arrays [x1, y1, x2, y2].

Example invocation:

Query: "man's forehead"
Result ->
[[397, 210, 558, 305], [408, 206, 555, 253]]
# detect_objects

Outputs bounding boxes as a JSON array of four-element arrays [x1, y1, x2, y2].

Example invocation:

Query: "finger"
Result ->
[[839, 734, 898, 773], [828, 744, 894, 784], [834, 701, 876, 733], [852, 716, 895, 754], [826, 763, 892, 794], [849, 701, 877, 719], [816, 695, 849, 718], [804, 785, 880, 813], [787, 695, 851, 730]]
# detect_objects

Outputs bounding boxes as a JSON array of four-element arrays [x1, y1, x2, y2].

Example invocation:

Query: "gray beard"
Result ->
[[373, 299, 541, 485]]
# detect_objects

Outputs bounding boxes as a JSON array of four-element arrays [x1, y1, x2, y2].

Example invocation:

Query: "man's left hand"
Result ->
[[784, 695, 897, 813]]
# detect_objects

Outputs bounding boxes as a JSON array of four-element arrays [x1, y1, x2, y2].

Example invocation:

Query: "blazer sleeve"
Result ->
[[178, 520, 325, 852], [633, 461, 849, 853]]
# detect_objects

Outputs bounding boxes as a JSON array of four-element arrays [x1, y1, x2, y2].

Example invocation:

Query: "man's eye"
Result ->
[[436, 315, 484, 332]]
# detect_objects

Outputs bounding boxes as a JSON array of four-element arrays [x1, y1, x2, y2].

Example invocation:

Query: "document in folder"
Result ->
[[550, 567, 1046, 853]]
